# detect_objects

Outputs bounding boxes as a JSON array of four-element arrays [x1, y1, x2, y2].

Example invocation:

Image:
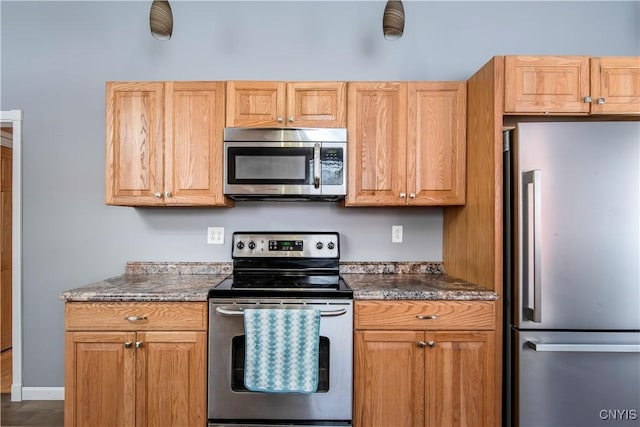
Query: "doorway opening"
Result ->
[[0, 110, 23, 401]]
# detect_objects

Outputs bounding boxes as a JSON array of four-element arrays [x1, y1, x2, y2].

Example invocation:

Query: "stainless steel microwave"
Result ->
[[223, 128, 347, 201]]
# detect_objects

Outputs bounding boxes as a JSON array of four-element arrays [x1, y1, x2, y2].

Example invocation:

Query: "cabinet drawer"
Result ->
[[355, 300, 495, 330], [65, 302, 207, 331]]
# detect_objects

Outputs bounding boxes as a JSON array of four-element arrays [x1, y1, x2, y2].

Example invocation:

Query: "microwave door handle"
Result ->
[[313, 143, 321, 188]]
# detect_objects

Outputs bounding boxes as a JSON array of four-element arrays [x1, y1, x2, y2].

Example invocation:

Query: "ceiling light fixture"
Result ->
[[150, 0, 173, 41], [383, 0, 405, 41]]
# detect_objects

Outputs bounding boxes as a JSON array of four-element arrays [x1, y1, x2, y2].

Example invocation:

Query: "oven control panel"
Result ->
[[232, 232, 339, 258]]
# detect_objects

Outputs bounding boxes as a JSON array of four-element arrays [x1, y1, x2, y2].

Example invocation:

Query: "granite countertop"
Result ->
[[344, 274, 498, 301], [59, 261, 498, 302], [59, 262, 231, 302]]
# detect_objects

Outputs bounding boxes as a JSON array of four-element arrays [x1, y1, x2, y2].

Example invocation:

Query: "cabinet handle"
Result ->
[[288, 116, 294, 123], [596, 97, 605, 105], [417, 341, 426, 348], [164, 191, 172, 198], [409, 193, 416, 199], [416, 314, 437, 320], [583, 96, 592, 103], [427, 341, 436, 348], [124, 316, 148, 322], [400, 192, 406, 199], [124, 341, 133, 348], [154, 192, 162, 198], [135, 341, 143, 348], [277, 116, 284, 123]]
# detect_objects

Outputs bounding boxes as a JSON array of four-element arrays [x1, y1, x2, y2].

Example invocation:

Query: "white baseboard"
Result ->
[[11, 383, 22, 401], [21, 386, 65, 400]]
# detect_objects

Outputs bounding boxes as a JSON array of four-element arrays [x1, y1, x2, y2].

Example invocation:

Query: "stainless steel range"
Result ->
[[208, 232, 353, 427]]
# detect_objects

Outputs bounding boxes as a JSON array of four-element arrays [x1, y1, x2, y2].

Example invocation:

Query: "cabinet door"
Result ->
[[408, 82, 466, 205], [164, 82, 231, 206], [425, 331, 495, 427], [504, 56, 590, 114], [286, 82, 347, 127], [65, 331, 136, 427], [226, 81, 286, 127], [346, 82, 407, 206], [590, 57, 640, 115], [354, 330, 425, 427], [136, 331, 207, 427], [105, 82, 165, 205]]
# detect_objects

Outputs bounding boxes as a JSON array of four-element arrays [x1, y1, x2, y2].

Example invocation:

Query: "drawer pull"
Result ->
[[417, 341, 426, 348], [124, 316, 148, 322], [416, 315, 437, 320], [135, 341, 143, 348], [124, 341, 133, 348], [427, 341, 436, 347]]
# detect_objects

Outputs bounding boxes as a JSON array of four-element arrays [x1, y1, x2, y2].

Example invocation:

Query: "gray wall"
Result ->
[[1, 0, 638, 389]]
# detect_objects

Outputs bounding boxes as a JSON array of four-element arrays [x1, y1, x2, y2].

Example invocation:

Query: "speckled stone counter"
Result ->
[[343, 273, 498, 301], [59, 261, 497, 302], [58, 262, 231, 302], [339, 261, 497, 301]]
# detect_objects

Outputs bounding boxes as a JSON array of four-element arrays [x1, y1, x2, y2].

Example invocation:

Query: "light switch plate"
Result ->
[[207, 227, 224, 244]]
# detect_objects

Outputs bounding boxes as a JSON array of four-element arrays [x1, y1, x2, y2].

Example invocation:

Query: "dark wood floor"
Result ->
[[1, 393, 64, 427], [1, 348, 64, 426]]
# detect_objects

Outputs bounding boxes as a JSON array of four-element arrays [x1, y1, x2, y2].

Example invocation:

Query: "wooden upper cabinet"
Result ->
[[346, 82, 407, 206], [106, 82, 164, 205], [165, 82, 229, 206], [590, 57, 640, 114], [504, 55, 591, 114], [346, 81, 466, 207], [105, 81, 232, 207], [408, 82, 466, 205], [226, 81, 346, 127], [504, 55, 640, 114], [226, 81, 286, 127], [286, 82, 347, 127]]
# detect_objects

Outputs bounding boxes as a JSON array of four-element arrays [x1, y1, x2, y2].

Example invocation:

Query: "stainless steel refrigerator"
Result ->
[[504, 121, 640, 427]]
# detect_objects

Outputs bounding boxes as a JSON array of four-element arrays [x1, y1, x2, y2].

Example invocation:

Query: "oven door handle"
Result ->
[[215, 306, 348, 317]]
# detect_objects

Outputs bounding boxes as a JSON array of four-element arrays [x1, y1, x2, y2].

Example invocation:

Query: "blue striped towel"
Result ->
[[244, 308, 320, 393]]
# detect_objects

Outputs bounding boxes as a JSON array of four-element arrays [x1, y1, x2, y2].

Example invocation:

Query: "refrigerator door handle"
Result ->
[[522, 170, 542, 323], [526, 341, 640, 353]]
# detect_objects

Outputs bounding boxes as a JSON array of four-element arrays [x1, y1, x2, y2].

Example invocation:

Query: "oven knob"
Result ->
[[236, 241, 245, 250], [248, 241, 256, 250], [327, 241, 335, 250], [316, 242, 324, 250]]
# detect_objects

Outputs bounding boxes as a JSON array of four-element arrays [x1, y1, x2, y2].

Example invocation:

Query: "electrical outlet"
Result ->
[[207, 227, 224, 244], [392, 225, 403, 243]]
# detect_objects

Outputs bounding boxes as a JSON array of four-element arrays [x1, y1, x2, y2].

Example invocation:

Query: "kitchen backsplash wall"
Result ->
[[133, 203, 443, 262], [2, 0, 638, 390]]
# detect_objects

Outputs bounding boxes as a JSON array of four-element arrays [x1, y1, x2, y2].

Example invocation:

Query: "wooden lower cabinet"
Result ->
[[355, 331, 425, 426], [64, 302, 207, 427], [354, 301, 496, 427], [425, 332, 495, 427]]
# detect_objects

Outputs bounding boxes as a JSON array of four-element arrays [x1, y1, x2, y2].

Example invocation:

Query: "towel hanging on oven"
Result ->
[[243, 308, 320, 393]]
